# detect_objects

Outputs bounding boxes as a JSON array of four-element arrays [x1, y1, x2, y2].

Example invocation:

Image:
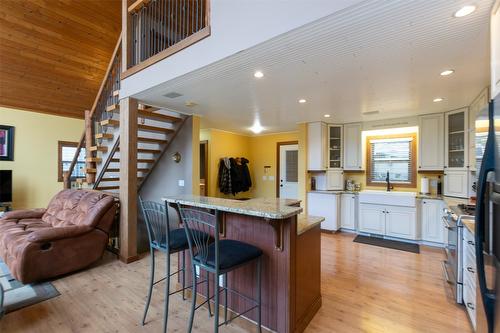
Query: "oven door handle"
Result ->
[[442, 216, 453, 230], [441, 260, 452, 284]]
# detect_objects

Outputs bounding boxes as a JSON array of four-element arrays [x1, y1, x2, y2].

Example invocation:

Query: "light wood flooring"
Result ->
[[0, 232, 472, 333]]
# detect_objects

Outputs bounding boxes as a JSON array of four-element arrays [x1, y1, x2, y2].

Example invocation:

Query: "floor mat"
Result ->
[[0, 260, 60, 314], [353, 235, 420, 253]]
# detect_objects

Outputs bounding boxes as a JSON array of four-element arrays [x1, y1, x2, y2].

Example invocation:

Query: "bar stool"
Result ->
[[177, 205, 263, 333], [139, 197, 211, 333]]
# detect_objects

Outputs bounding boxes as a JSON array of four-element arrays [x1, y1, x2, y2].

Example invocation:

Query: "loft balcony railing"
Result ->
[[122, 0, 210, 78]]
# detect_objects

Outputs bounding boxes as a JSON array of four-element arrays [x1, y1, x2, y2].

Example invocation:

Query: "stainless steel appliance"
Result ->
[[475, 93, 500, 333], [443, 205, 474, 303]]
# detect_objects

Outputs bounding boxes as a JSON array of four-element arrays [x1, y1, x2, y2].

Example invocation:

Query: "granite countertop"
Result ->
[[462, 217, 475, 235], [308, 190, 359, 195], [416, 194, 443, 200], [163, 195, 303, 219], [442, 196, 473, 208], [297, 214, 325, 235]]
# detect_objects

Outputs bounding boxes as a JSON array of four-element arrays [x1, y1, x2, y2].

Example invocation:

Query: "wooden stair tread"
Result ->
[[100, 176, 144, 182], [84, 168, 97, 173], [137, 109, 181, 123], [116, 147, 161, 154], [106, 168, 150, 172], [110, 158, 155, 163], [86, 157, 102, 163], [95, 133, 113, 139], [112, 90, 120, 97], [137, 137, 168, 144], [100, 119, 119, 127], [96, 185, 119, 190], [89, 146, 108, 152], [106, 104, 119, 112], [138, 123, 174, 133]]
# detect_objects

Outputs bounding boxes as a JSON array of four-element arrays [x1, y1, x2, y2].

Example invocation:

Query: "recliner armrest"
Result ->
[[27, 225, 93, 243], [0, 208, 46, 221]]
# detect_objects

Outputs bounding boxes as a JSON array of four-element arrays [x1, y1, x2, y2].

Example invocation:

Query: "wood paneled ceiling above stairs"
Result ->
[[0, 0, 121, 119]]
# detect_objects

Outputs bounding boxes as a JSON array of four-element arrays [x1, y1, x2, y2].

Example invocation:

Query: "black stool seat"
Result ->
[[196, 240, 263, 270], [154, 229, 209, 251]]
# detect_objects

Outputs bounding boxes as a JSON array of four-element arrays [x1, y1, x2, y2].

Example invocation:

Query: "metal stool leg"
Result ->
[[224, 273, 228, 324], [182, 251, 186, 300], [141, 247, 155, 325], [162, 251, 171, 333], [187, 264, 198, 333], [257, 258, 262, 333], [206, 270, 212, 317], [214, 272, 220, 333]]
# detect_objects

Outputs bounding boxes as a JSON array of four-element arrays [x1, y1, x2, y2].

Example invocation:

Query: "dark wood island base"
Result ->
[[164, 196, 323, 333]]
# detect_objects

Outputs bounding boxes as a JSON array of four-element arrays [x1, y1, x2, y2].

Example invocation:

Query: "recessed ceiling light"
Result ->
[[433, 97, 444, 102], [250, 121, 264, 134], [324, 114, 331, 118], [440, 69, 455, 76], [298, 99, 307, 104], [254, 71, 264, 78], [454, 5, 476, 17]]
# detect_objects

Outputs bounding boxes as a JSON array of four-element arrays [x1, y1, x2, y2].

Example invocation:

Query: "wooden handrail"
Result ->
[[93, 136, 121, 189]]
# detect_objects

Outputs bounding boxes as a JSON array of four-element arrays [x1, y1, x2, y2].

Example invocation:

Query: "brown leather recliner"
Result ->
[[0, 189, 117, 284]]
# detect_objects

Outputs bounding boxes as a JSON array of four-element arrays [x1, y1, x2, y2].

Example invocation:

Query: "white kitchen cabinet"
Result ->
[[385, 206, 417, 240], [420, 199, 445, 244], [307, 122, 328, 171], [359, 204, 386, 235], [468, 88, 489, 171], [418, 113, 444, 171], [491, 1, 500, 99], [445, 108, 469, 170], [444, 169, 469, 198], [326, 170, 344, 190], [328, 125, 343, 169], [340, 193, 357, 230], [343, 123, 362, 171], [307, 192, 339, 231], [462, 226, 477, 330]]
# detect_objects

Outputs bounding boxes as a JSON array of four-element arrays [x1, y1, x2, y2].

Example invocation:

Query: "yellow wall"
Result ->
[[249, 131, 298, 198], [0, 107, 83, 209], [200, 129, 302, 200]]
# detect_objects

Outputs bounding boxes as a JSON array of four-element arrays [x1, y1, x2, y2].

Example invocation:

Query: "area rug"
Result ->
[[353, 235, 420, 253], [0, 260, 60, 314]]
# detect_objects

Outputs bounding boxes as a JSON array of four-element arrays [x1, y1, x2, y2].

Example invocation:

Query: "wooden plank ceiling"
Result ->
[[0, 0, 121, 119]]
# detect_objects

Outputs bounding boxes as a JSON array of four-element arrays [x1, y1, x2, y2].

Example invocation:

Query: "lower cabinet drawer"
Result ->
[[463, 278, 477, 330]]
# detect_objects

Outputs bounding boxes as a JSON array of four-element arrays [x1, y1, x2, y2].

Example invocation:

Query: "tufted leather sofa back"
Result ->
[[42, 190, 115, 228]]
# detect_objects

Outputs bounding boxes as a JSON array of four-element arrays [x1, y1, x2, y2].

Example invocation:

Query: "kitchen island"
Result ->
[[163, 195, 323, 333]]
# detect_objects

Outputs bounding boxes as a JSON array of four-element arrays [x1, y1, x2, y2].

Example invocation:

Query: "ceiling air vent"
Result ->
[[163, 92, 183, 98], [362, 110, 380, 115]]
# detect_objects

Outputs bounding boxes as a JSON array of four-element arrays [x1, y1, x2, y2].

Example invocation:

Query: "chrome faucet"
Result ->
[[386, 171, 393, 192]]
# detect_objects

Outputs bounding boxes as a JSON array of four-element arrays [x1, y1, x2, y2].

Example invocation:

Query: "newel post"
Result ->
[[84, 110, 95, 184]]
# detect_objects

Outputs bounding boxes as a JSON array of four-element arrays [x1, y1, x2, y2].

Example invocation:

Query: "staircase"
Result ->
[[65, 35, 187, 195]]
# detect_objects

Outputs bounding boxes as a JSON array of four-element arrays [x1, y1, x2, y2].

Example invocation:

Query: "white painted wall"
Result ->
[[121, 0, 364, 99]]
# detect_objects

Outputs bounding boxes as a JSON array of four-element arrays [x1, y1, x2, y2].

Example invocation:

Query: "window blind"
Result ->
[[369, 137, 413, 183]]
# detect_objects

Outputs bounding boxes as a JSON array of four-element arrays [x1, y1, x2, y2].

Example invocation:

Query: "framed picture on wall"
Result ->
[[0, 125, 14, 161]]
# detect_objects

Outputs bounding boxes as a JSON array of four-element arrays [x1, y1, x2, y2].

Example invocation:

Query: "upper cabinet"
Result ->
[[468, 88, 489, 171], [307, 122, 328, 171], [343, 123, 363, 171], [491, 2, 500, 99], [445, 108, 469, 170], [328, 125, 343, 169], [418, 113, 444, 171]]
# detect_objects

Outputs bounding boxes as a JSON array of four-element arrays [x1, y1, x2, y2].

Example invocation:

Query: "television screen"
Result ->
[[0, 170, 12, 203]]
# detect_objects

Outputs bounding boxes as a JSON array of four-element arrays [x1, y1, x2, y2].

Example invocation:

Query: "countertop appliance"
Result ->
[[443, 205, 474, 303], [474, 93, 499, 333]]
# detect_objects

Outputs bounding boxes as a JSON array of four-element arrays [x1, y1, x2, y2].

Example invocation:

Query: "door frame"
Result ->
[[276, 141, 299, 198], [200, 140, 208, 196]]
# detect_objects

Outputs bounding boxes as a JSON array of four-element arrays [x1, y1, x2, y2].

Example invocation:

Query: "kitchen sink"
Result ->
[[358, 190, 417, 207]]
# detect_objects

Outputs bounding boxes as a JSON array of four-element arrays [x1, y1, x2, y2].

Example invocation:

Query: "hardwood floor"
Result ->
[[0, 233, 472, 333]]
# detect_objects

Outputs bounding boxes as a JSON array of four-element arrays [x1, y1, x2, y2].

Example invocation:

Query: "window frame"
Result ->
[[57, 141, 84, 182], [365, 133, 417, 188]]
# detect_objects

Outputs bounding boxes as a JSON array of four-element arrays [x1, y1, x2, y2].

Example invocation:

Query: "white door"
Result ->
[[359, 204, 386, 235], [444, 170, 468, 198], [279, 144, 299, 199], [385, 206, 417, 240], [421, 199, 445, 243], [340, 194, 356, 230]]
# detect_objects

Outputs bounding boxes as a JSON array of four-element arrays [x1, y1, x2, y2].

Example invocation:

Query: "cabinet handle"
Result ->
[[468, 240, 475, 246], [467, 267, 475, 273], [467, 302, 475, 310]]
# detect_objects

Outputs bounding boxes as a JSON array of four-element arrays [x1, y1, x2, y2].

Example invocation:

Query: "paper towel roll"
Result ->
[[420, 177, 430, 195]]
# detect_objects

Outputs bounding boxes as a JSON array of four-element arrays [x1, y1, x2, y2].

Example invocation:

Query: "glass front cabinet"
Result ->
[[445, 108, 469, 170], [328, 125, 343, 169]]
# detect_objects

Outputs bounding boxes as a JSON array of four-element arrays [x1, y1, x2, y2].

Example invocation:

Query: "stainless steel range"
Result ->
[[442, 204, 475, 303]]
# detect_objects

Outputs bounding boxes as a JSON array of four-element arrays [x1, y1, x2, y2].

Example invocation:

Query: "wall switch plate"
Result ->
[[269, 176, 275, 181], [262, 175, 268, 181], [178, 180, 185, 187], [219, 275, 224, 287]]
